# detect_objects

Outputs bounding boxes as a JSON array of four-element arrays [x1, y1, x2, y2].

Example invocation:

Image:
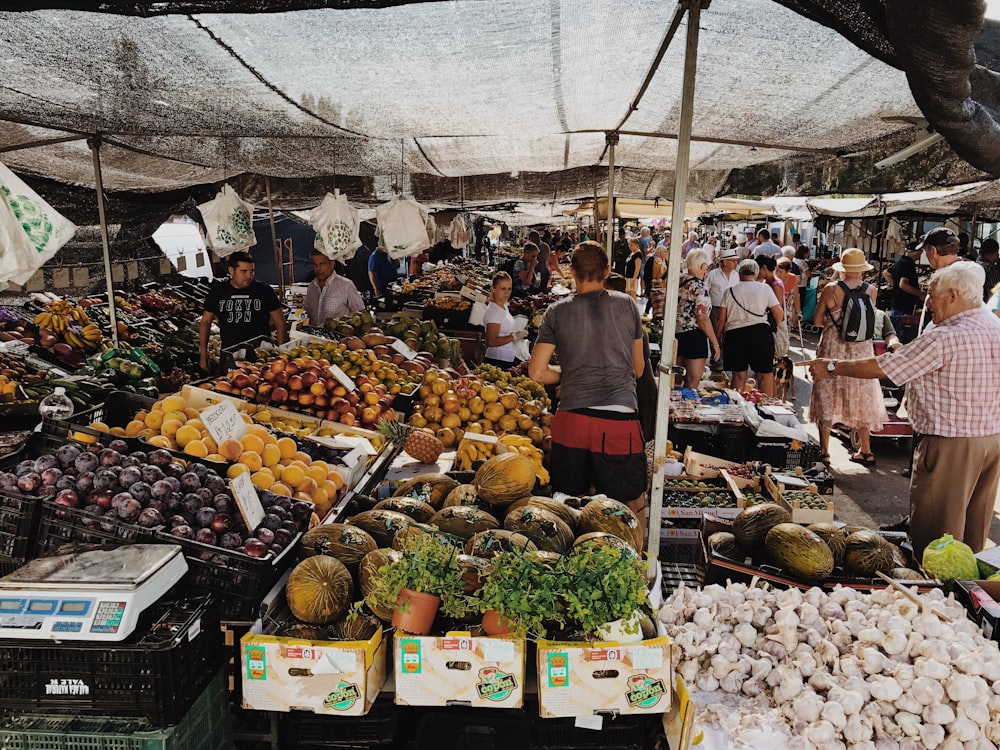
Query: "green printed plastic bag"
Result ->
[[922, 534, 979, 582]]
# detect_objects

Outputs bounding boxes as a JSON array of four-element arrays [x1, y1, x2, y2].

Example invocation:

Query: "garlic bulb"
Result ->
[[944, 672, 977, 703], [821, 700, 847, 730], [921, 703, 955, 726], [917, 722, 944, 749], [910, 675, 944, 705]]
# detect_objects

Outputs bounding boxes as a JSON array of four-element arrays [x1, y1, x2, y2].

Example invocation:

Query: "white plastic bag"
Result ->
[[0, 161, 76, 285], [375, 196, 430, 260], [198, 184, 256, 257], [469, 301, 487, 328], [448, 213, 470, 249], [310, 191, 361, 260]]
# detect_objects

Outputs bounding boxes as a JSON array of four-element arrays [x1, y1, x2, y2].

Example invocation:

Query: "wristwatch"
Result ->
[[826, 360, 838, 376]]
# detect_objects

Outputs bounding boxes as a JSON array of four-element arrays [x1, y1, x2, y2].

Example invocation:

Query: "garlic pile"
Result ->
[[660, 582, 1000, 749]]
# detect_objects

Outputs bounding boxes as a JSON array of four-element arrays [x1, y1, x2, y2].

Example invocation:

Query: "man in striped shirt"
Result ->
[[803, 262, 1000, 558]]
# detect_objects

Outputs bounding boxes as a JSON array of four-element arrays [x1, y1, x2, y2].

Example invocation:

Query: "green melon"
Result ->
[[578, 497, 643, 553], [503, 505, 574, 553], [707, 531, 744, 560], [765, 523, 835, 581], [842, 529, 896, 577], [465, 529, 538, 558], [429, 506, 500, 541], [348, 509, 413, 548], [372, 497, 436, 523], [732, 503, 792, 549], [300, 523, 377, 573], [806, 523, 847, 565], [890, 567, 927, 580], [506, 496, 579, 533]]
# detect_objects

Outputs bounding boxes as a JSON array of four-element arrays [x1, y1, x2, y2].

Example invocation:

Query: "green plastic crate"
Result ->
[[0, 669, 231, 750]]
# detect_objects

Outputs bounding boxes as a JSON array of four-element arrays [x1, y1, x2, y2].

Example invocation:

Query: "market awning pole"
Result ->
[[647, 0, 702, 576], [265, 176, 284, 299], [606, 133, 618, 258], [88, 134, 119, 349]]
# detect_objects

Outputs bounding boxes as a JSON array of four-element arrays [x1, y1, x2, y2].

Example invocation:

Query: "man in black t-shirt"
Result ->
[[199, 251, 287, 371], [881, 241, 922, 343]]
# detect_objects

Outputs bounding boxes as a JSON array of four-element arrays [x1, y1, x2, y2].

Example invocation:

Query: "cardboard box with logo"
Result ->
[[393, 632, 525, 708], [241, 626, 386, 716], [536, 634, 672, 718]]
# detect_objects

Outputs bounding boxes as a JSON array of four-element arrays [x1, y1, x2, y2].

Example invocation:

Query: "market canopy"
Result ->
[[805, 182, 994, 219], [1, 0, 999, 213]]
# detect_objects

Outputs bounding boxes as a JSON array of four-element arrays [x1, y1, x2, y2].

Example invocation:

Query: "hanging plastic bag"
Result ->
[[197, 184, 256, 257], [0, 161, 76, 285], [448, 213, 470, 249], [921, 533, 979, 582], [310, 191, 361, 260], [469, 300, 487, 328], [375, 196, 430, 260]]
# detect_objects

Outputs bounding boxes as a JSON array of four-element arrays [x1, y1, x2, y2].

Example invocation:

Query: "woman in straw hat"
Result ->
[[809, 248, 888, 468]]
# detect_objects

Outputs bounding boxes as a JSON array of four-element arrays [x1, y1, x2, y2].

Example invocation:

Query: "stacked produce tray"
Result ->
[[0, 593, 223, 726], [751, 436, 821, 470], [280, 699, 398, 748], [0, 668, 231, 750], [0, 490, 41, 571], [531, 712, 651, 750]]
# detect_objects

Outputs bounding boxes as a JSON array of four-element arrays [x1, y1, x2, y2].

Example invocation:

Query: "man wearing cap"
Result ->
[[731, 232, 749, 258], [882, 241, 923, 344], [802, 262, 1000, 558], [916, 227, 963, 334], [705, 247, 740, 334]]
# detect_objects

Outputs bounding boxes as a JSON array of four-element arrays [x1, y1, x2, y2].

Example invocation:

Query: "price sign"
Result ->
[[630, 647, 663, 669], [201, 399, 248, 446], [390, 339, 418, 360], [462, 431, 498, 444], [230, 471, 265, 532], [342, 445, 366, 468], [460, 285, 488, 303], [574, 715, 604, 731], [329, 365, 355, 391]]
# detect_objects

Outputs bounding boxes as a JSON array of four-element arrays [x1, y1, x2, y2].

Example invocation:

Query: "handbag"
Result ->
[[727, 287, 775, 331]]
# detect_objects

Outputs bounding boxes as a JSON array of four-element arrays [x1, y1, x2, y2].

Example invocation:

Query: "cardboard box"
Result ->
[[240, 627, 387, 716], [536, 632, 672, 718], [394, 632, 526, 709], [762, 474, 834, 525], [954, 580, 1000, 642]]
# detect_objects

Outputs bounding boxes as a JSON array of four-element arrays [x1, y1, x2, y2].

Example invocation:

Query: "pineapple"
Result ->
[[377, 418, 444, 464]]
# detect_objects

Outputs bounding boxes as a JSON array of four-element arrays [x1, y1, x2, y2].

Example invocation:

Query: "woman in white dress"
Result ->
[[483, 272, 526, 370]]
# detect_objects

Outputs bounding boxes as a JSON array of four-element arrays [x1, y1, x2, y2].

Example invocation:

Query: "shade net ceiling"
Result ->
[[0, 0, 998, 218]]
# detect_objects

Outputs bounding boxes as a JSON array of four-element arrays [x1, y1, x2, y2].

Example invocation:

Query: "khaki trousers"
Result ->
[[909, 433, 1000, 559]]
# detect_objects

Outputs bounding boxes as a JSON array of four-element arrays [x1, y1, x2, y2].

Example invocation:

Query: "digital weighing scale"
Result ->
[[0, 545, 188, 642]]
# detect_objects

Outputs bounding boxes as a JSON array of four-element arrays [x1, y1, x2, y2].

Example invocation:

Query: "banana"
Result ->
[[33, 312, 51, 328], [81, 324, 103, 342], [63, 331, 86, 350]]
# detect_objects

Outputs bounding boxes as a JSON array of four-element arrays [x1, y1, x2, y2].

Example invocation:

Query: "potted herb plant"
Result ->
[[361, 528, 476, 634], [476, 549, 565, 638], [560, 542, 652, 642]]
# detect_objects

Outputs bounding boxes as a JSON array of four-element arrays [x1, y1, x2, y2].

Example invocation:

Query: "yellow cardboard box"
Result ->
[[393, 632, 525, 708], [536, 634, 672, 718], [241, 626, 386, 716]]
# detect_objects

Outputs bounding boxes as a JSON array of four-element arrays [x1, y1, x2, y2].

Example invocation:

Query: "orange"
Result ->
[[292, 451, 312, 466], [218, 438, 244, 463], [250, 471, 274, 491], [124, 420, 146, 438], [280, 464, 305, 488], [269, 481, 292, 497], [144, 411, 164, 430], [184, 439, 209, 458], [261, 444, 281, 468], [326, 469, 345, 492], [239, 433, 265, 456], [174, 425, 201, 449], [226, 463, 249, 479], [276, 437, 297, 460], [238, 451, 263, 473], [161, 395, 186, 413]]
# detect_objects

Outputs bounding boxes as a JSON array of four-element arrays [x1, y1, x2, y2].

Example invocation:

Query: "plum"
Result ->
[[118, 466, 142, 488], [165, 492, 184, 513], [260, 513, 282, 531], [39, 467, 62, 486], [137, 507, 163, 528], [269, 544, 284, 556], [130, 451, 147, 464], [98, 449, 122, 468], [280, 520, 298, 535], [39, 485, 57, 498], [0, 473, 17, 490], [163, 476, 180, 492], [116, 498, 142, 522], [147, 449, 173, 468], [129, 482, 152, 503], [195, 487, 214, 503], [165, 462, 186, 478], [242, 538, 269, 558], [168, 514, 188, 528], [255, 527, 275, 546], [15, 459, 36, 477], [194, 528, 217, 546], [190, 463, 209, 481], [89, 490, 113, 509], [213, 494, 232, 513], [111, 492, 134, 511], [93, 470, 119, 493], [80, 504, 105, 527], [183, 493, 203, 514], [56, 443, 82, 468], [17, 473, 40, 493], [108, 439, 129, 454], [290, 501, 313, 523], [33, 454, 59, 474], [75, 471, 95, 494], [140, 465, 165, 485], [210, 513, 232, 534], [170, 524, 195, 540], [273, 528, 293, 548], [204, 474, 226, 495], [74, 452, 100, 474], [195, 506, 217, 528], [179, 472, 201, 493], [269, 505, 290, 522], [147, 498, 166, 513], [151, 480, 173, 501], [120, 455, 142, 469], [54, 488, 79, 508], [55, 474, 77, 492], [270, 496, 292, 512], [220, 532, 244, 550]]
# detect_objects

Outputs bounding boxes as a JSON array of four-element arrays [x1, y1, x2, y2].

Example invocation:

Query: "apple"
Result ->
[[360, 407, 379, 424]]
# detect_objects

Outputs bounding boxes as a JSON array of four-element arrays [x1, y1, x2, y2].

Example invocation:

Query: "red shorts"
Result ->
[[550, 409, 647, 502]]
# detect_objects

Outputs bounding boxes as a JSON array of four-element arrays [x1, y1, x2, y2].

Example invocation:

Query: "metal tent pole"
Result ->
[[606, 133, 619, 259], [88, 134, 119, 349], [646, 0, 703, 575], [265, 176, 284, 298]]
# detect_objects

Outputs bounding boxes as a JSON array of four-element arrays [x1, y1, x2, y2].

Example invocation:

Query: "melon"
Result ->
[[732, 503, 792, 550], [577, 497, 643, 553], [391, 473, 459, 508], [707, 531, 744, 560], [765, 523, 835, 581], [329, 612, 380, 642], [349, 509, 413, 548], [276, 622, 325, 640], [442, 484, 480, 508], [456, 554, 491, 593], [842, 529, 896, 577], [571, 532, 637, 558], [372, 497, 436, 523], [503, 505, 574, 554], [465, 529, 538, 558], [429, 506, 500, 540], [890, 567, 927, 580], [300, 523, 377, 572], [506, 496, 579, 533], [286, 555, 354, 626], [474, 453, 536, 507], [358, 548, 402, 622], [806, 522, 847, 565]]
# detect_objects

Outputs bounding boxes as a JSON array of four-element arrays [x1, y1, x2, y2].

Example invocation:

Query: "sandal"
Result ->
[[850, 452, 877, 467], [819, 452, 832, 467]]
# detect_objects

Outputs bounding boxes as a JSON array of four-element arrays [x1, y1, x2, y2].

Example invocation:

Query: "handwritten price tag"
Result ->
[[329, 365, 355, 391], [460, 285, 488, 303], [200, 399, 248, 446], [230, 471, 265, 532], [390, 339, 418, 360]]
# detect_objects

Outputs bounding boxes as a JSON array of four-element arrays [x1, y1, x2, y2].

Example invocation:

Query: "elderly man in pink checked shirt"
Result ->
[[803, 262, 1000, 559]]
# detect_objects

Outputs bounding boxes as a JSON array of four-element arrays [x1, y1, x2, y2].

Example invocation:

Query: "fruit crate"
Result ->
[[751, 437, 821, 470], [41, 390, 157, 444], [0, 668, 231, 750], [280, 698, 398, 748], [0, 490, 41, 566], [531, 712, 650, 750], [33, 494, 161, 558], [411, 708, 532, 750], [156, 524, 305, 624], [0, 593, 223, 727]]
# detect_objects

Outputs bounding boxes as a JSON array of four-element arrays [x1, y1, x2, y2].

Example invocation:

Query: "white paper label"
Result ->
[[188, 618, 201, 642], [322, 649, 359, 674], [329, 365, 356, 391], [201, 399, 248, 446], [455, 273, 469, 283], [480, 638, 515, 663], [230, 471, 266, 532], [574, 715, 603, 730], [335, 435, 377, 455], [460, 285, 488, 303], [462, 432, 498, 444], [630, 647, 663, 669], [342, 445, 366, 468], [390, 339, 418, 360]]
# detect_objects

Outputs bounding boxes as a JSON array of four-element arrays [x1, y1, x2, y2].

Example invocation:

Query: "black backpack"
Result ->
[[836, 281, 876, 342]]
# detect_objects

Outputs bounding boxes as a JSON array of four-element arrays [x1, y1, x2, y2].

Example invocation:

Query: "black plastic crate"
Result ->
[[413, 709, 532, 750], [280, 699, 398, 747], [0, 592, 223, 727], [0, 490, 41, 563], [660, 561, 704, 599], [40, 390, 156, 446], [532, 713, 649, 750], [158, 525, 304, 624], [752, 437, 821, 470], [717, 424, 752, 463], [34, 495, 161, 557]]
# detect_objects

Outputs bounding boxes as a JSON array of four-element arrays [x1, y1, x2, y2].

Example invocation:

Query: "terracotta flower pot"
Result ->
[[481, 609, 515, 636], [392, 588, 441, 634]]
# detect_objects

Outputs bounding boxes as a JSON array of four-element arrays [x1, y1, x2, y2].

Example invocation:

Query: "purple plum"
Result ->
[[108, 439, 129, 454], [33, 454, 59, 473], [136, 507, 163, 528], [118, 466, 142, 488], [220, 532, 244, 550], [17, 473, 40, 493], [171, 524, 195, 540], [74, 452, 99, 474], [140, 465, 165, 485], [147, 449, 173, 468], [98, 449, 122, 468], [56, 443, 82, 468], [194, 528, 217, 546], [195, 506, 217, 528], [129, 482, 152, 503]]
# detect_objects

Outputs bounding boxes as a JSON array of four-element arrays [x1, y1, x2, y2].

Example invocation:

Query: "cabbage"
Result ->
[[921, 534, 979, 583]]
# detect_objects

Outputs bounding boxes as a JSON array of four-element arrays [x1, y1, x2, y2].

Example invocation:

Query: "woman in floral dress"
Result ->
[[675, 248, 721, 388]]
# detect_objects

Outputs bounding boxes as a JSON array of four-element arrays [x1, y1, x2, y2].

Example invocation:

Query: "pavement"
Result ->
[[785, 329, 1000, 547]]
